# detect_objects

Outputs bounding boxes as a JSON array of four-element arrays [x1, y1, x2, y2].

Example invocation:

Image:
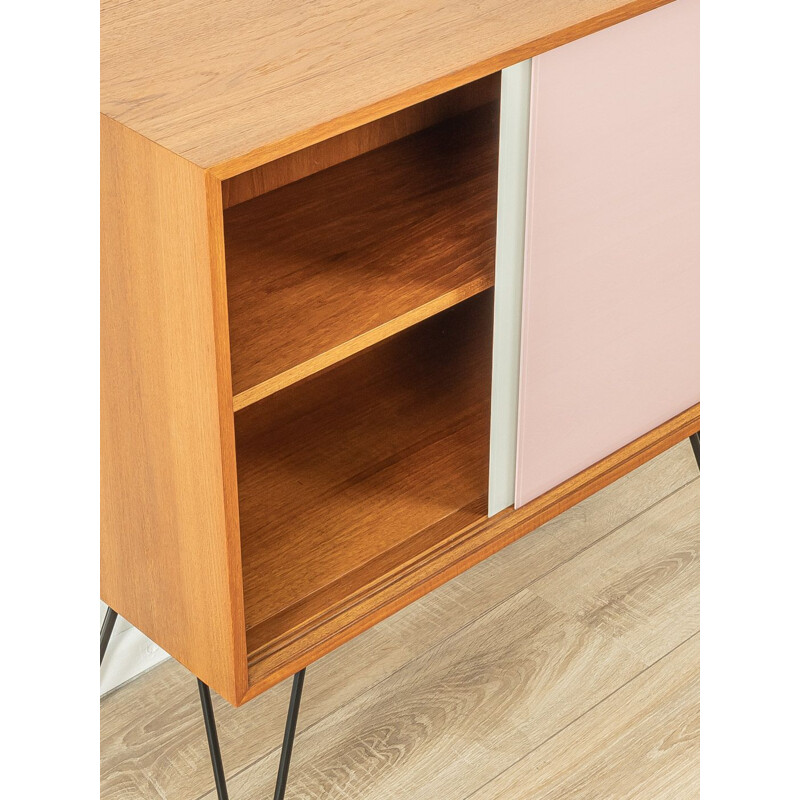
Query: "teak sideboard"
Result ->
[[101, 0, 699, 714]]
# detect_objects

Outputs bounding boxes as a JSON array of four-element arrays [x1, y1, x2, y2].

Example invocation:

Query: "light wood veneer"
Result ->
[[101, 0, 673, 176], [100, 115, 247, 703]]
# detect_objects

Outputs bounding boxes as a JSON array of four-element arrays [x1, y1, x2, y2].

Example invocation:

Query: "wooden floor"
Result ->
[[100, 441, 699, 800]]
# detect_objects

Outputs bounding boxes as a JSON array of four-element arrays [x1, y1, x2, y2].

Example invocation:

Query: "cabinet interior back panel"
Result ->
[[515, 0, 699, 508]]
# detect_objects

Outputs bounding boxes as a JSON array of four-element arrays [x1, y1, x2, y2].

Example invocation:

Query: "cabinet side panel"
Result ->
[[100, 114, 245, 703], [516, 0, 699, 508], [488, 60, 532, 516]]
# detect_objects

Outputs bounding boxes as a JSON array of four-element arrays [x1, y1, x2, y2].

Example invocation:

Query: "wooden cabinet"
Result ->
[[101, 0, 699, 708]]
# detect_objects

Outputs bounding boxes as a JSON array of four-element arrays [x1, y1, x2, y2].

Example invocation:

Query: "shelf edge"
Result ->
[[232, 276, 494, 411]]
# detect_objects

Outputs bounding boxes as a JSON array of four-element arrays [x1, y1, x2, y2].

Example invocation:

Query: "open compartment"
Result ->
[[220, 73, 502, 681], [235, 292, 494, 671], [222, 75, 501, 410]]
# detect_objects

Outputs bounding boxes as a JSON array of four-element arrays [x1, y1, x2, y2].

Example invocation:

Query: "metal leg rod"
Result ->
[[198, 680, 230, 800], [689, 431, 700, 469], [100, 607, 118, 666], [274, 668, 306, 800]]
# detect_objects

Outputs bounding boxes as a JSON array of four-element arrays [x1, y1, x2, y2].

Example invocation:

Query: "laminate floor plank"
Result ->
[[475, 634, 700, 800], [100, 441, 698, 800], [535, 480, 700, 664]]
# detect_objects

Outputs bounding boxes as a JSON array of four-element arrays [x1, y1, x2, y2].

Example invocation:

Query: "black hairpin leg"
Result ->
[[100, 606, 118, 666], [196, 668, 306, 800], [689, 431, 700, 469], [198, 680, 230, 800], [274, 668, 306, 800]]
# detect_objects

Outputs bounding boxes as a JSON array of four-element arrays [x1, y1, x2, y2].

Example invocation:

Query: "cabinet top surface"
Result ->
[[101, 0, 671, 177]]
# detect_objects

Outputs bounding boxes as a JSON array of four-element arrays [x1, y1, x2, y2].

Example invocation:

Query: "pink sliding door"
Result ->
[[515, 0, 699, 508]]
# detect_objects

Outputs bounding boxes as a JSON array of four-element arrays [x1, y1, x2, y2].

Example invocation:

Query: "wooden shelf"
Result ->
[[224, 102, 500, 410], [234, 293, 494, 666]]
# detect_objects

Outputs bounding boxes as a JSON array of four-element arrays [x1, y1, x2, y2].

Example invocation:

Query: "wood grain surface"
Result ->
[[100, 115, 247, 704], [101, 0, 674, 175], [222, 74, 500, 209], [479, 635, 699, 799], [225, 104, 499, 408], [101, 440, 699, 800]]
